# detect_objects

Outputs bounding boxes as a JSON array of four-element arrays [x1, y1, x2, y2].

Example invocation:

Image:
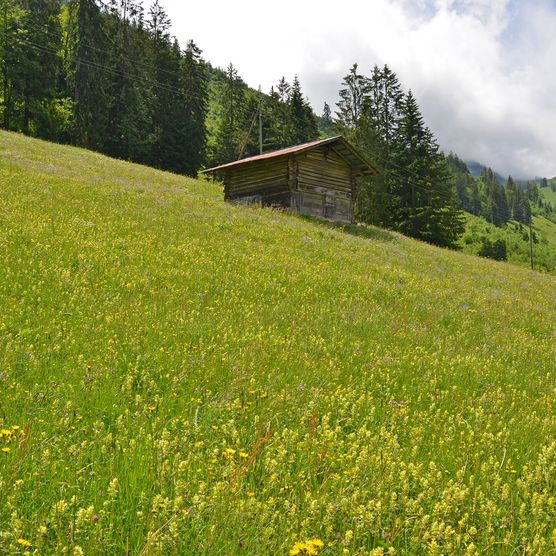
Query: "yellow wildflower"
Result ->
[[17, 538, 32, 547], [289, 539, 324, 555]]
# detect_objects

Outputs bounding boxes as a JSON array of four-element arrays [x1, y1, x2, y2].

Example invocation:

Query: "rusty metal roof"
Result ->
[[202, 136, 378, 176]]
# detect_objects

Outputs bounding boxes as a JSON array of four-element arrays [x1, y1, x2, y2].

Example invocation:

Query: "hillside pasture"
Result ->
[[1, 132, 556, 555]]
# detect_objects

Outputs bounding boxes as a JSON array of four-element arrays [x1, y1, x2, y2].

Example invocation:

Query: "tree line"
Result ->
[[209, 67, 318, 166], [1, 0, 209, 175], [333, 63, 464, 248], [2, 1, 549, 254], [0, 0, 319, 176]]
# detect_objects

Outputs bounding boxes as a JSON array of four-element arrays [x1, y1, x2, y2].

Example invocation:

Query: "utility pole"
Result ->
[[258, 85, 263, 154], [529, 218, 534, 271]]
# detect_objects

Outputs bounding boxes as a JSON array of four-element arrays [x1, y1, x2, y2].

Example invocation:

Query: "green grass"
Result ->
[[460, 212, 556, 273], [1, 131, 556, 555], [540, 182, 556, 210]]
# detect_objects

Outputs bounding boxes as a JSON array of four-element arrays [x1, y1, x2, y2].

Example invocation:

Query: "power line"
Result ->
[[23, 17, 200, 85], [15, 36, 206, 99]]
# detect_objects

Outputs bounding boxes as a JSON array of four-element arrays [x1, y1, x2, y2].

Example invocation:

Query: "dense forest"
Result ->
[[0, 0, 317, 174], [1, 0, 554, 258]]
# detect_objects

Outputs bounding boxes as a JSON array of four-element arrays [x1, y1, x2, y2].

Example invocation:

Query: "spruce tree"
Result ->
[[214, 63, 245, 164], [264, 85, 285, 151], [180, 40, 208, 176], [267, 77, 291, 149], [320, 101, 333, 135], [148, 0, 179, 169], [288, 75, 318, 144], [105, 0, 152, 163], [354, 65, 403, 228], [0, 0, 25, 130], [335, 63, 464, 246], [11, 0, 62, 135], [67, 0, 110, 150], [336, 63, 368, 135]]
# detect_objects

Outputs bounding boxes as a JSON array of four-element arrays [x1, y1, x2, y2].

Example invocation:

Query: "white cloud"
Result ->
[[156, 0, 556, 178]]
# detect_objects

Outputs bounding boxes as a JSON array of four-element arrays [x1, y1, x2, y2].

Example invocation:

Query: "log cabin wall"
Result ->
[[225, 158, 289, 205], [294, 147, 354, 223], [204, 136, 375, 223]]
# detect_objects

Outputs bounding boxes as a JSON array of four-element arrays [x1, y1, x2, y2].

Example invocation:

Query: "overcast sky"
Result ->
[[153, 0, 556, 178]]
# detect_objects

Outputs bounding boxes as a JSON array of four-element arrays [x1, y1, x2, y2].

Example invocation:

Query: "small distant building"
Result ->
[[203, 136, 377, 223]]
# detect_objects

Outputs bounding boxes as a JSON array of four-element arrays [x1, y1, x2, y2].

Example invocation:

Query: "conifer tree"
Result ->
[[390, 91, 464, 246], [148, 0, 178, 169], [179, 40, 208, 175], [214, 63, 245, 164], [288, 75, 318, 145], [0, 0, 25, 130], [236, 91, 262, 158], [336, 63, 368, 135], [336, 63, 464, 247], [350, 65, 403, 228], [105, 0, 152, 162], [321, 102, 333, 135], [10, 0, 62, 135], [67, 0, 110, 150], [266, 77, 291, 149]]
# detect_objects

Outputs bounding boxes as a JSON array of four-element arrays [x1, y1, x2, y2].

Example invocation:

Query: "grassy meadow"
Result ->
[[540, 182, 556, 207], [460, 212, 556, 273], [1, 131, 556, 555]]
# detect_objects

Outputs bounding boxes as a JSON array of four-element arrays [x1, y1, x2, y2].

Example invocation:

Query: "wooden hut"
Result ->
[[203, 136, 377, 223]]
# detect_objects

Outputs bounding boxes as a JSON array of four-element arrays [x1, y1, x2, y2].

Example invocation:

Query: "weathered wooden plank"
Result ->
[[297, 178, 352, 192], [302, 160, 350, 173], [298, 172, 350, 185], [297, 184, 352, 199], [230, 174, 288, 188], [288, 156, 298, 191], [229, 181, 288, 196], [231, 170, 286, 185]]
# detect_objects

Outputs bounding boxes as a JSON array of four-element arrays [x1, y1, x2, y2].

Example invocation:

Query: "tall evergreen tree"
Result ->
[[179, 40, 208, 175], [336, 63, 464, 246], [147, 0, 178, 169], [288, 75, 318, 145], [0, 0, 26, 130], [67, 0, 110, 150], [391, 91, 463, 246], [320, 101, 333, 135], [10, 0, 62, 135], [480, 168, 510, 227], [265, 77, 291, 149], [105, 0, 152, 162], [214, 63, 245, 164], [335, 63, 368, 135], [351, 65, 404, 228]]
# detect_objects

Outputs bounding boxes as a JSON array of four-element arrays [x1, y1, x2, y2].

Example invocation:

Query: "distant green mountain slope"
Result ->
[[540, 181, 556, 206], [460, 213, 556, 272], [1, 131, 556, 555]]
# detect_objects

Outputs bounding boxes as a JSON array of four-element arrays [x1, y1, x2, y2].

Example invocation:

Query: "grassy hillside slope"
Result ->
[[540, 183, 556, 210], [1, 131, 556, 555], [460, 212, 556, 273]]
